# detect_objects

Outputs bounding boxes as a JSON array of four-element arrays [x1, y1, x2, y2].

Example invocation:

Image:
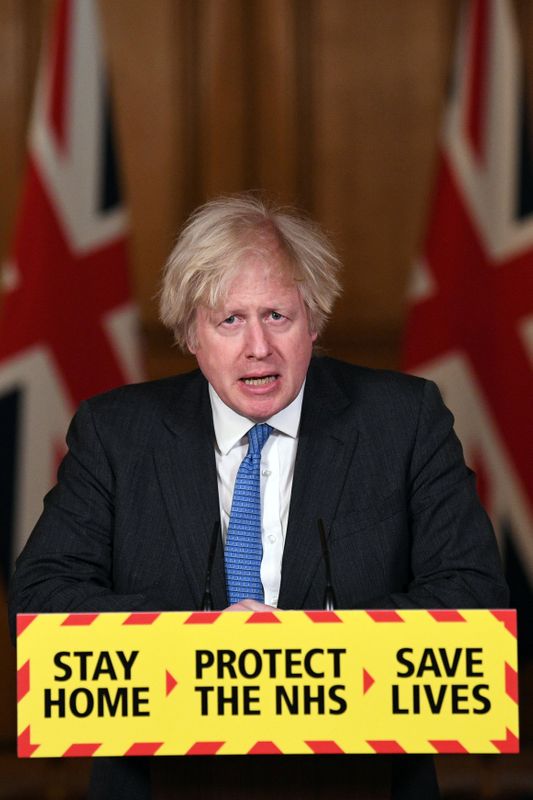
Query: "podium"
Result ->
[[16, 608, 518, 760]]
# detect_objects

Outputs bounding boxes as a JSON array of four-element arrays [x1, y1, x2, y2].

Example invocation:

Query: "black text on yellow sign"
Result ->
[[16, 610, 519, 756], [44, 650, 149, 718], [391, 647, 491, 715], [194, 647, 347, 715]]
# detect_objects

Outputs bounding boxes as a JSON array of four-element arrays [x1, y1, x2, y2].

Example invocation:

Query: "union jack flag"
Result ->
[[0, 0, 143, 581], [403, 0, 533, 652]]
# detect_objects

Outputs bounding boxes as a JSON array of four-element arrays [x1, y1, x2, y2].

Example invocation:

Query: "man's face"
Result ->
[[190, 252, 316, 421]]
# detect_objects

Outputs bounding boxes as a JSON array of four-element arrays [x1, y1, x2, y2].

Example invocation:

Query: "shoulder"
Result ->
[[307, 356, 448, 432], [84, 369, 205, 412], [70, 369, 208, 445], [308, 356, 431, 402]]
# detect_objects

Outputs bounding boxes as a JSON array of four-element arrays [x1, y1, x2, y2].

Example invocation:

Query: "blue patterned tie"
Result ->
[[225, 423, 272, 604]]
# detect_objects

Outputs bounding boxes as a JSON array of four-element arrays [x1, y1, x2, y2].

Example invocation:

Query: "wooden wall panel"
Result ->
[[98, 0, 189, 324], [197, 0, 250, 195], [247, 0, 300, 201], [312, 0, 458, 359], [0, 0, 45, 288]]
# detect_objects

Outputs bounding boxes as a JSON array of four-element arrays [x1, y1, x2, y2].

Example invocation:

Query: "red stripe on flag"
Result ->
[[471, 449, 490, 509], [305, 740, 344, 754], [427, 610, 466, 622], [505, 663, 519, 703], [366, 611, 404, 622], [248, 741, 283, 755], [491, 610, 517, 638], [62, 613, 99, 626], [367, 740, 406, 754], [17, 614, 37, 636], [403, 154, 533, 515], [491, 728, 519, 753], [184, 612, 221, 625], [304, 611, 342, 623], [17, 660, 30, 702], [63, 743, 101, 757], [123, 612, 161, 625], [124, 742, 163, 757], [18, 726, 39, 758], [465, 0, 490, 161], [47, 0, 71, 150], [246, 612, 281, 624], [186, 741, 225, 755], [429, 740, 469, 754], [0, 162, 135, 400]]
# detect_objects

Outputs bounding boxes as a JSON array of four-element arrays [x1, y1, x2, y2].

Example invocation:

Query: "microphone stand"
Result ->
[[318, 518, 337, 611], [201, 521, 221, 611]]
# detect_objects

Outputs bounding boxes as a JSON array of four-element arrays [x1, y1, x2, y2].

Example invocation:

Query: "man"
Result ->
[[10, 195, 508, 799]]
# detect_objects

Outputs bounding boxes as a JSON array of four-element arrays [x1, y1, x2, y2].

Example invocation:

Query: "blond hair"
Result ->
[[159, 194, 342, 351]]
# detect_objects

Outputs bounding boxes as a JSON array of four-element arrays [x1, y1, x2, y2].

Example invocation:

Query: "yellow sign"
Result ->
[[17, 609, 518, 757]]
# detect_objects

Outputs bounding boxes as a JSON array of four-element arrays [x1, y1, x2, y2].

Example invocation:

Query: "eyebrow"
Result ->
[[221, 299, 299, 314]]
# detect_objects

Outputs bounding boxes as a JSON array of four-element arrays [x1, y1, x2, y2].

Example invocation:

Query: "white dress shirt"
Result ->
[[209, 384, 304, 607]]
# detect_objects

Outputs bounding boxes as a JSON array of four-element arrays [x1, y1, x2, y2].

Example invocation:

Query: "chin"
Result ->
[[242, 408, 271, 423], [239, 401, 280, 422]]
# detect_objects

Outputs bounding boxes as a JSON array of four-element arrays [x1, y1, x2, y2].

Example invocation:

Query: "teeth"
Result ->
[[243, 376, 276, 385]]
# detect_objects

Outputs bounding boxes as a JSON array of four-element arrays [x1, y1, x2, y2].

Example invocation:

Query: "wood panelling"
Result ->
[[247, 0, 301, 200], [98, 0, 190, 330], [0, 1, 45, 273], [313, 0, 458, 351], [197, 0, 250, 195]]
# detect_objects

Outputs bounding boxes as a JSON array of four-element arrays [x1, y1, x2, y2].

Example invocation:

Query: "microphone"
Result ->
[[201, 521, 221, 611], [318, 518, 337, 611]]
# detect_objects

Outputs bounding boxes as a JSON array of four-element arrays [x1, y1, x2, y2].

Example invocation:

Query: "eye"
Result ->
[[270, 311, 284, 321], [223, 315, 237, 325]]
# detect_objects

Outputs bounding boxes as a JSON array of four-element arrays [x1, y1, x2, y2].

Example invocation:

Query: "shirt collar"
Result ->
[[209, 382, 305, 455]]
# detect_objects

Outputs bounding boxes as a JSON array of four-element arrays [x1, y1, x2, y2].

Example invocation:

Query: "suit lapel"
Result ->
[[278, 360, 360, 609], [153, 375, 228, 610], [150, 361, 360, 612]]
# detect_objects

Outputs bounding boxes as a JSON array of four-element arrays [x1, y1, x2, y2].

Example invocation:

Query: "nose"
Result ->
[[244, 320, 272, 359]]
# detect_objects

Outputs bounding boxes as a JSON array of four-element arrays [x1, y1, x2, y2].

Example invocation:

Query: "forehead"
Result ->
[[228, 257, 293, 292], [217, 245, 298, 304]]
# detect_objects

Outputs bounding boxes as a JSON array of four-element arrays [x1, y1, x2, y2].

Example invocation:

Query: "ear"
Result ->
[[311, 330, 318, 343]]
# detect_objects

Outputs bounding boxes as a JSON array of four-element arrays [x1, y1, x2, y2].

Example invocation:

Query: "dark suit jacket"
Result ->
[[9, 357, 508, 799]]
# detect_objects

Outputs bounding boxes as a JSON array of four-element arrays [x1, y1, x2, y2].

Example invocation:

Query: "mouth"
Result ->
[[240, 375, 278, 386]]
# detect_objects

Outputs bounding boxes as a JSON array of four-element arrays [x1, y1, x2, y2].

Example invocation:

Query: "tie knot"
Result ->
[[247, 423, 272, 456]]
